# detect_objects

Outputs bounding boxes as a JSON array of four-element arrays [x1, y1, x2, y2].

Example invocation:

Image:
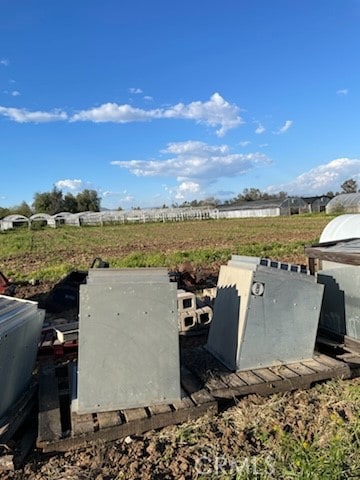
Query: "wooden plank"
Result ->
[[71, 412, 95, 435], [172, 389, 195, 410], [313, 353, 346, 369], [222, 373, 247, 389], [252, 368, 283, 383], [38, 399, 217, 453], [38, 365, 62, 443], [181, 366, 217, 404], [344, 336, 360, 354], [302, 358, 337, 373], [286, 362, 316, 376], [269, 365, 300, 380], [149, 404, 173, 415], [123, 407, 148, 423], [96, 411, 122, 429], [236, 370, 264, 386]]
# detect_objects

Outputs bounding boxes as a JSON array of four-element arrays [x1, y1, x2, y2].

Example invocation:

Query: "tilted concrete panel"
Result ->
[[76, 276, 180, 413], [207, 258, 324, 371]]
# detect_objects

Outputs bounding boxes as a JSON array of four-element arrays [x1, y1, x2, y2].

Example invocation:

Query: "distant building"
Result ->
[[301, 196, 331, 213], [326, 193, 360, 214], [218, 197, 308, 219]]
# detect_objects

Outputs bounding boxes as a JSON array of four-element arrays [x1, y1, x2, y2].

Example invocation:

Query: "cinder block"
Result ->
[[178, 310, 197, 332], [196, 306, 213, 326], [177, 289, 196, 311]]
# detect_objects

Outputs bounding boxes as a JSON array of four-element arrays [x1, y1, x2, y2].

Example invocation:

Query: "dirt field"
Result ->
[[1, 215, 359, 479]]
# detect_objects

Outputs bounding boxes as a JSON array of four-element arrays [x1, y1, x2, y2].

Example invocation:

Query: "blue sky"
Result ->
[[1, 0, 359, 209]]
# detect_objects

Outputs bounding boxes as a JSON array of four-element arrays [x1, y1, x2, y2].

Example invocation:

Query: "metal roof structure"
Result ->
[[326, 193, 360, 214], [0, 214, 30, 231]]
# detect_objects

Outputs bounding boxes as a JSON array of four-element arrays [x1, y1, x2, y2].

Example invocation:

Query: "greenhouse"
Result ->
[[0, 214, 30, 231], [218, 197, 308, 219], [325, 193, 360, 214]]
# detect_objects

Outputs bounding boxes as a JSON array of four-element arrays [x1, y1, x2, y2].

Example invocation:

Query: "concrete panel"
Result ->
[[76, 280, 180, 413], [86, 267, 169, 284], [237, 267, 323, 370], [206, 262, 323, 371], [318, 264, 360, 339], [206, 265, 253, 370]]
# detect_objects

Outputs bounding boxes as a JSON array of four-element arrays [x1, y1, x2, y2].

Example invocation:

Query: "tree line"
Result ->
[[0, 187, 101, 219], [0, 178, 358, 218]]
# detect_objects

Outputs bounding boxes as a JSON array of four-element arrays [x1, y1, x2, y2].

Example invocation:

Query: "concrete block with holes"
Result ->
[[178, 310, 197, 332], [177, 289, 196, 312], [195, 306, 213, 326]]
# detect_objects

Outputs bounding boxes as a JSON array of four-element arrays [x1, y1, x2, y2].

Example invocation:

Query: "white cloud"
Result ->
[[337, 88, 348, 96], [112, 140, 271, 201], [101, 189, 134, 203], [129, 87, 143, 94], [274, 120, 293, 134], [0, 59, 9, 66], [143, 95, 153, 101], [0, 93, 242, 134], [55, 179, 84, 190], [267, 158, 360, 195], [11, 90, 20, 97], [239, 140, 251, 147], [255, 123, 265, 134], [72, 93, 243, 137], [0, 106, 67, 123]]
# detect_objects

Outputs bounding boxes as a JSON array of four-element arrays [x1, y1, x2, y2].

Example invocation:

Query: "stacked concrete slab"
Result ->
[[75, 268, 181, 413], [207, 256, 324, 371], [0, 295, 45, 418]]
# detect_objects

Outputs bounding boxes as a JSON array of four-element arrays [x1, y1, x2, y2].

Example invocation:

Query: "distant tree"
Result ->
[[63, 193, 79, 213], [0, 207, 11, 219], [341, 178, 358, 194], [33, 187, 64, 215], [325, 191, 335, 199], [117, 206, 123, 211], [200, 196, 220, 207], [76, 189, 101, 212], [14, 201, 33, 217], [278, 191, 288, 199]]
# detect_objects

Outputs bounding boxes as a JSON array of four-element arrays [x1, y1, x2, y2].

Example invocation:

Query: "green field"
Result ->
[[0, 214, 334, 282]]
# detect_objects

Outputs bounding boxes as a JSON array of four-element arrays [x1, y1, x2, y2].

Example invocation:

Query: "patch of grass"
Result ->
[[0, 215, 334, 281]]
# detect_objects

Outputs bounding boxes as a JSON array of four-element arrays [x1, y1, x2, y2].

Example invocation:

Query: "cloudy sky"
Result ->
[[0, 0, 359, 209]]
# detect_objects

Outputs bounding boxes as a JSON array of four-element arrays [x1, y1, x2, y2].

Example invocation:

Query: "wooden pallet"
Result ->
[[316, 335, 360, 378], [181, 347, 352, 400], [37, 363, 217, 453], [0, 380, 37, 471], [0, 380, 37, 445]]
